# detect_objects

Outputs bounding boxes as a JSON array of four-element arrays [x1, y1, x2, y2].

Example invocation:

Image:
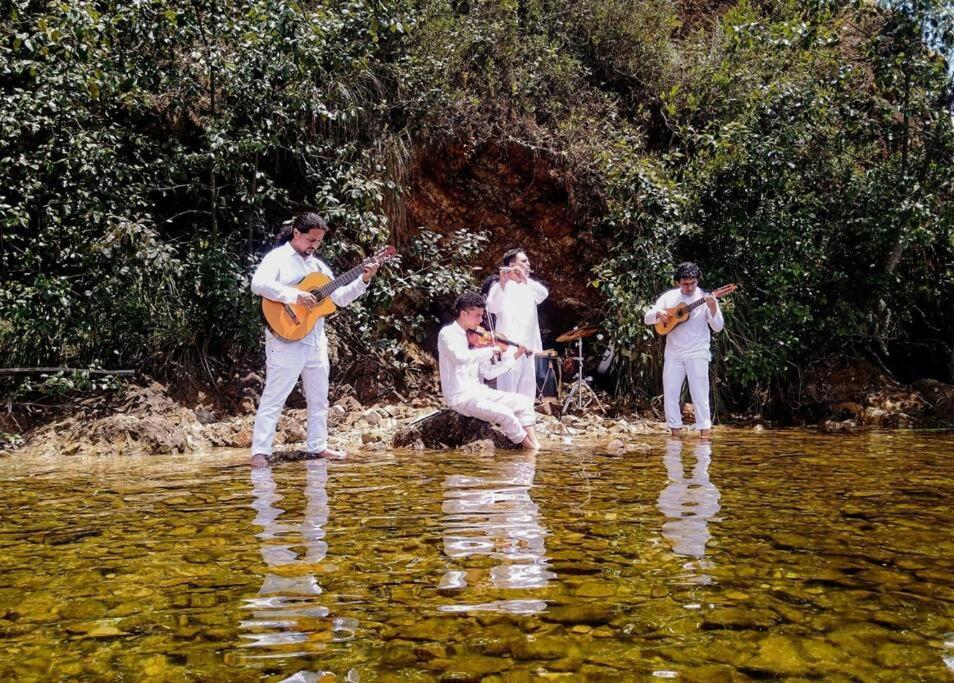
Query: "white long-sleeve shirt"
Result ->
[[644, 287, 724, 360], [485, 278, 548, 352], [251, 242, 369, 346], [438, 321, 517, 406]]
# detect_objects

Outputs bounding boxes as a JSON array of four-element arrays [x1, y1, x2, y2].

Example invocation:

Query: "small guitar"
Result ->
[[262, 245, 397, 341], [654, 284, 737, 336]]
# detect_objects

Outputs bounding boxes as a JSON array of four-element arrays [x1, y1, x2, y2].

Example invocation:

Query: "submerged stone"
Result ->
[[680, 664, 749, 682], [399, 618, 457, 641], [511, 636, 578, 661], [702, 608, 780, 630], [574, 581, 616, 599], [542, 604, 614, 625], [59, 599, 108, 620], [745, 635, 811, 676], [438, 654, 510, 679], [875, 642, 937, 668]]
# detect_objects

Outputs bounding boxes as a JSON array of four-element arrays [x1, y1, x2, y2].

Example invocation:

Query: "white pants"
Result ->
[[495, 353, 537, 402], [663, 356, 712, 430], [451, 388, 535, 444], [252, 336, 330, 456]]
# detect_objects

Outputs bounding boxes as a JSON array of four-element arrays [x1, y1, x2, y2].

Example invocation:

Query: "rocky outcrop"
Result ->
[[910, 379, 954, 421], [3, 376, 673, 458], [405, 142, 599, 345], [392, 409, 519, 450], [799, 361, 952, 428]]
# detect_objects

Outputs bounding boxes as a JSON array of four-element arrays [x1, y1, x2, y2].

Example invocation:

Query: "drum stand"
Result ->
[[562, 336, 605, 414]]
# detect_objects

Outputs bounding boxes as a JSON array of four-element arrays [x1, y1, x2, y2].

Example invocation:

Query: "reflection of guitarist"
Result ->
[[644, 262, 725, 439], [249, 211, 379, 468]]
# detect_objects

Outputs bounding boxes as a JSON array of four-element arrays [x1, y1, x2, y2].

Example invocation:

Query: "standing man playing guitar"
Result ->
[[249, 211, 379, 468], [644, 262, 725, 439], [485, 248, 548, 401]]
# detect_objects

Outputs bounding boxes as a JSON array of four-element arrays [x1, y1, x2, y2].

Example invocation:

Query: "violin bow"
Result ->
[[484, 311, 501, 363]]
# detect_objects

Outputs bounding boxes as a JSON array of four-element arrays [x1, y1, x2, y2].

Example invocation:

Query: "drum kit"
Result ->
[[536, 323, 605, 414]]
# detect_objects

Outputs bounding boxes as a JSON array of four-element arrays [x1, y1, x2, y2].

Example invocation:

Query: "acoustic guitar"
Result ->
[[262, 245, 397, 341], [654, 284, 737, 336]]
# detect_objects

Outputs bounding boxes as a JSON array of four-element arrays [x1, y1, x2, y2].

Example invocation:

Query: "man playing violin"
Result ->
[[485, 248, 548, 401], [644, 262, 724, 439], [437, 292, 541, 450]]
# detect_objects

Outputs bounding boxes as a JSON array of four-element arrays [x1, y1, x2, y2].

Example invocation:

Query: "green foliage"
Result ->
[[0, 0, 417, 382], [665, 1, 954, 410], [2, 0, 951, 416]]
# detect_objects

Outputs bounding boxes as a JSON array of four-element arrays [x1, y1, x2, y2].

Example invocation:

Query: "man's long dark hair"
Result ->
[[277, 211, 328, 244]]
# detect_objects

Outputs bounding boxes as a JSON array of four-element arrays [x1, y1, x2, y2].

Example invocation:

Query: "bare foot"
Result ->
[[525, 426, 541, 450], [250, 453, 270, 468], [316, 448, 347, 460]]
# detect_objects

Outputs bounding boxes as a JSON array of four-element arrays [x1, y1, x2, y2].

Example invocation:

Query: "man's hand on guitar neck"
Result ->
[[704, 294, 717, 315], [362, 262, 380, 283]]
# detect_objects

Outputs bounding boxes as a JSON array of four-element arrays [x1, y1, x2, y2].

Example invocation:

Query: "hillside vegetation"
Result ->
[[2, 0, 951, 419]]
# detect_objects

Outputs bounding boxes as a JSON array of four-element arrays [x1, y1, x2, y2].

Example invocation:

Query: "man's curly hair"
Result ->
[[674, 262, 702, 281], [454, 291, 486, 313]]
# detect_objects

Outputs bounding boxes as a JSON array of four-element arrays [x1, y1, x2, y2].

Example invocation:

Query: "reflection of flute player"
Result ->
[[657, 440, 721, 559]]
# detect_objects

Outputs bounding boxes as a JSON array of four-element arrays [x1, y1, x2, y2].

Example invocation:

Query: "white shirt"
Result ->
[[485, 278, 548, 351], [644, 288, 724, 360], [437, 322, 516, 406], [250, 242, 369, 346]]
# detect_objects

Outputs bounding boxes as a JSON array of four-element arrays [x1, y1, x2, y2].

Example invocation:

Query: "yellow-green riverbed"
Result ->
[[1, 430, 952, 681]]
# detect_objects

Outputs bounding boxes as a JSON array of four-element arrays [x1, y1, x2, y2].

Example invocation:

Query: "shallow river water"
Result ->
[[0, 430, 952, 681]]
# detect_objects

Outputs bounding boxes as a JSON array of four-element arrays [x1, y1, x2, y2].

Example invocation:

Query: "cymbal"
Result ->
[[555, 326, 598, 343]]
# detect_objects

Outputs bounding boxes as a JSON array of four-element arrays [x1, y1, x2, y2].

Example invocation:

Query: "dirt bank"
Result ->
[[3, 360, 951, 459], [1, 381, 670, 459]]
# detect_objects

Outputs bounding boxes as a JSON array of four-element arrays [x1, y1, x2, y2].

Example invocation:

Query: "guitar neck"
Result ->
[[310, 260, 369, 299], [684, 296, 708, 313], [684, 288, 727, 313]]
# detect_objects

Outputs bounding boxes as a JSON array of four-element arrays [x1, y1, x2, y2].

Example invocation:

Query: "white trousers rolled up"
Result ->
[[252, 336, 330, 456], [494, 353, 537, 402], [663, 356, 712, 430], [451, 388, 535, 444]]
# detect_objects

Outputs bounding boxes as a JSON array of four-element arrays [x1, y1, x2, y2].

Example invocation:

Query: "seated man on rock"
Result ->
[[437, 292, 540, 450]]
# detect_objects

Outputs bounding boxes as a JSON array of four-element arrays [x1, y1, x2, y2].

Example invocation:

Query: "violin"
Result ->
[[466, 326, 532, 357]]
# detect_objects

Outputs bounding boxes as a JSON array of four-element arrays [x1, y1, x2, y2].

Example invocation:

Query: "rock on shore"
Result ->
[[2, 382, 672, 458]]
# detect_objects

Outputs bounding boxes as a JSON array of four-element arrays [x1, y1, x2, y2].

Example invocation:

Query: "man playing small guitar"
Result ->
[[249, 211, 379, 467], [644, 262, 731, 439]]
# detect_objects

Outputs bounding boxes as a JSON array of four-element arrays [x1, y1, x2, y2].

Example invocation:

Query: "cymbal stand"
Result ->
[[562, 336, 605, 414]]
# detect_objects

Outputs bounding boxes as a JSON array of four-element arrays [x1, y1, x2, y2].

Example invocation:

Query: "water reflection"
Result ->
[[241, 460, 357, 668], [657, 439, 722, 584], [438, 453, 554, 614]]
